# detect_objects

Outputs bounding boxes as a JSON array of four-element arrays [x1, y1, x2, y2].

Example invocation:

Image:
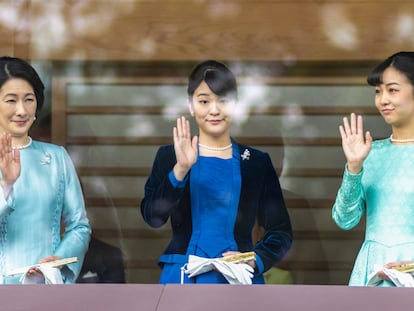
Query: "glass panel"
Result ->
[[64, 81, 382, 285]]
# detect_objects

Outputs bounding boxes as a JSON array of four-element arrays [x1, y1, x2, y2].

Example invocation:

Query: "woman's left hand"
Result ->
[[39, 255, 61, 265], [222, 251, 256, 269], [27, 255, 62, 276], [376, 260, 414, 281]]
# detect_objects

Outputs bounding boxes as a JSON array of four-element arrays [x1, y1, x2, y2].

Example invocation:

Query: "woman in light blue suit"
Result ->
[[0, 56, 91, 284]]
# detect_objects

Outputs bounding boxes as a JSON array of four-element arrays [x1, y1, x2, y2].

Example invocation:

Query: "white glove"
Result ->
[[185, 255, 215, 278], [183, 255, 254, 285], [383, 268, 414, 287], [213, 260, 254, 284], [19, 266, 63, 284], [367, 264, 414, 287]]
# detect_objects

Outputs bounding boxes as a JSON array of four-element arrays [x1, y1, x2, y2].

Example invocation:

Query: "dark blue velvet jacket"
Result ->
[[140, 142, 292, 273]]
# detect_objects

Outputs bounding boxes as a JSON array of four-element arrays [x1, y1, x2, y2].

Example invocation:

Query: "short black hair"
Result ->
[[187, 60, 238, 101], [0, 56, 45, 116], [367, 51, 414, 87]]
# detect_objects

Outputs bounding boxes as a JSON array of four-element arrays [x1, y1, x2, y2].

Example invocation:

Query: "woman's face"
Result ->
[[188, 80, 235, 139], [375, 66, 414, 128], [0, 78, 37, 138]]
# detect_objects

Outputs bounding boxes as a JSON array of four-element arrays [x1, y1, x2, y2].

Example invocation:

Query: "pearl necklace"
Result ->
[[389, 134, 414, 143], [198, 143, 232, 151], [12, 136, 32, 150]]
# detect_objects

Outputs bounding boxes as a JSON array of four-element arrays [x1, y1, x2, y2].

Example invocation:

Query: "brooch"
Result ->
[[40, 153, 52, 165], [241, 149, 250, 160]]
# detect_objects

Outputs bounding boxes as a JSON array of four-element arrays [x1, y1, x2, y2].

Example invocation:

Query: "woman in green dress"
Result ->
[[333, 51, 414, 286]]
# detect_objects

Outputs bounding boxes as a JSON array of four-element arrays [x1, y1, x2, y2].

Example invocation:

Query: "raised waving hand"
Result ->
[[339, 113, 373, 174], [173, 116, 198, 181], [0, 134, 21, 190]]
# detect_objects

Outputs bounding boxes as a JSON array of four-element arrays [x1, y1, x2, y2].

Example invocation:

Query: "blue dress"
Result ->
[[0, 140, 91, 284], [332, 138, 414, 286], [159, 147, 264, 284]]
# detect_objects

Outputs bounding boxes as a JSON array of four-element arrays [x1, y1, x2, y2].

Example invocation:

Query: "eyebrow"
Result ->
[[4, 92, 35, 97], [383, 82, 401, 86], [196, 93, 211, 97]]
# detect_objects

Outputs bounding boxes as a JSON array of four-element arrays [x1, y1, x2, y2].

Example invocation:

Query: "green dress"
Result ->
[[333, 138, 414, 286]]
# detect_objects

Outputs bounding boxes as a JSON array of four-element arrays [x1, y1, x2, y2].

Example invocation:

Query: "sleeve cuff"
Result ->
[[0, 187, 14, 218], [344, 164, 363, 176], [168, 170, 188, 189], [255, 254, 265, 274], [339, 164, 363, 203]]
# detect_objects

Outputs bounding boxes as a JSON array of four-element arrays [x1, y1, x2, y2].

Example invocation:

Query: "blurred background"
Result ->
[[2, 0, 414, 284]]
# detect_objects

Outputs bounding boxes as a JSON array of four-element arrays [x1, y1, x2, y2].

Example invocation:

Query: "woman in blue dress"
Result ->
[[141, 60, 292, 284], [333, 51, 414, 286], [0, 56, 91, 284]]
